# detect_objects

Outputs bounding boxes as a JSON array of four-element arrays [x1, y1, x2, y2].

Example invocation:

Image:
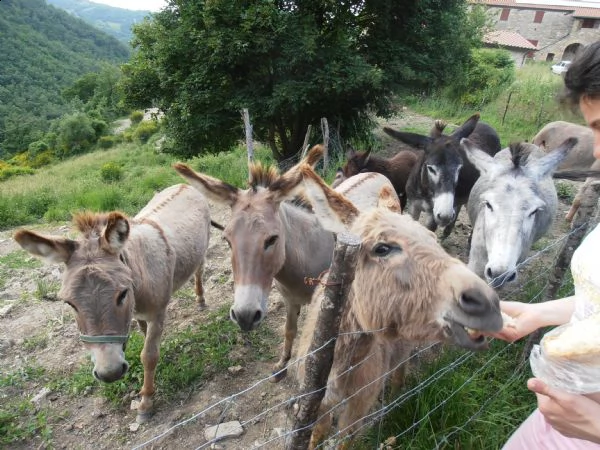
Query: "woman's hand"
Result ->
[[490, 301, 543, 342], [490, 298, 576, 343], [528, 378, 600, 444]]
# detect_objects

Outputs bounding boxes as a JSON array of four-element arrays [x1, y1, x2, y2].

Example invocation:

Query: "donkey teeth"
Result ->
[[464, 326, 482, 338]]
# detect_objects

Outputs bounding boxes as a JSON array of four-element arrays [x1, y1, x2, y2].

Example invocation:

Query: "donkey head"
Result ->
[[173, 145, 324, 332], [293, 164, 502, 349], [384, 114, 481, 227], [14, 212, 135, 383], [461, 137, 577, 287]]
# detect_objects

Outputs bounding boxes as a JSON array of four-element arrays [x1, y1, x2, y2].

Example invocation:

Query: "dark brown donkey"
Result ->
[[384, 114, 501, 238], [331, 146, 419, 210], [14, 184, 211, 422]]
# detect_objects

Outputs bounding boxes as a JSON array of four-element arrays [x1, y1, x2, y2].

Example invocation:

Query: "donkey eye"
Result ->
[[426, 165, 437, 176], [116, 289, 128, 306], [484, 200, 493, 212], [264, 235, 278, 250], [529, 208, 541, 218], [372, 243, 395, 257]]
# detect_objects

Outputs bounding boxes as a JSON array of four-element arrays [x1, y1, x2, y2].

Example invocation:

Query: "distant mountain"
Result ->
[[46, 0, 151, 44], [0, 0, 130, 156]]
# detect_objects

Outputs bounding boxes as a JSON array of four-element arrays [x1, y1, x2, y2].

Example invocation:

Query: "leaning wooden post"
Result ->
[[522, 182, 600, 360], [287, 232, 361, 450], [241, 108, 254, 165], [300, 125, 313, 160], [320, 118, 329, 172]]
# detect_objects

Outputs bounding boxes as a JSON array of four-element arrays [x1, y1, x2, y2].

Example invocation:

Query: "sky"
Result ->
[[89, 0, 167, 12]]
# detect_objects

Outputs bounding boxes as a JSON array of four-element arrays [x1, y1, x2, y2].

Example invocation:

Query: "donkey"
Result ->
[[173, 146, 399, 382], [14, 184, 211, 422], [286, 164, 502, 448], [461, 138, 577, 288], [383, 114, 501, 238], [330, 145, 419, 210], [565, 158, 600, 222], [533, 120, 595, 170]]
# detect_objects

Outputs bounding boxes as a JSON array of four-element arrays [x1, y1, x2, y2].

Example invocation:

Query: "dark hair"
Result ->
[[563, 41, 600, 108]]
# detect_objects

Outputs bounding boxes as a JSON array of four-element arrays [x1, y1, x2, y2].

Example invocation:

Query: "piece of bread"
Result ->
[[542, 314, 600, 363]]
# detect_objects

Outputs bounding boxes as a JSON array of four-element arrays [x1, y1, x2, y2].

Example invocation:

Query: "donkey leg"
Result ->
[[308, 404, 334, 450], [270, 302, 301, 382], [194, 262, 207, 309], [137, 316, 165, 423]]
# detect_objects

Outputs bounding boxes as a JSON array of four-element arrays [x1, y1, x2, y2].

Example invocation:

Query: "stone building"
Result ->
[[473, 0, 600, 63]]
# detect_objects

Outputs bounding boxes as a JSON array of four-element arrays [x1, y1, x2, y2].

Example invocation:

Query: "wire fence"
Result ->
[[126, 185, 600, 450]]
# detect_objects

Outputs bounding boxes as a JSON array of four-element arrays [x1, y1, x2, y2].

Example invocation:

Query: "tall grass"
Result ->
[[0, 142, 274, 230], [406, 61, 583, 146]]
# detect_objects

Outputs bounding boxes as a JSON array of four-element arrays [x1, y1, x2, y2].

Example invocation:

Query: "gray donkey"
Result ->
[[461, 138, 577, 288]]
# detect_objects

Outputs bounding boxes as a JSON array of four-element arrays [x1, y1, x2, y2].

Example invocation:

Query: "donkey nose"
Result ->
[[485, 266, 517, 288], [435, 210, 455, 225], [230, 307, 263, 331], [93, 362, 129, 383]]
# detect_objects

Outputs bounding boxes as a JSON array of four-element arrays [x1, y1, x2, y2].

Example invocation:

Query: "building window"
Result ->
[[581, 18, 597, 28], [500, 8, 510, 21], [534, 11, 544, 23], [546, 53, 555, 62]]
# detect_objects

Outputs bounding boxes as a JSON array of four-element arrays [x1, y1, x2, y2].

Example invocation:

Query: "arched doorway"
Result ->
[[562, 43, 583, 61]]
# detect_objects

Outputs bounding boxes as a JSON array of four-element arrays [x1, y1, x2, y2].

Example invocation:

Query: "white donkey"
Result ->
[[461, 137, 577, 288]]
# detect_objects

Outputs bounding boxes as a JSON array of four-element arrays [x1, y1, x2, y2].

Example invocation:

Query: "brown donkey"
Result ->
[[287, 165, 503, 448], [14, 184, 211, 422], [173, 146, 400, 381]]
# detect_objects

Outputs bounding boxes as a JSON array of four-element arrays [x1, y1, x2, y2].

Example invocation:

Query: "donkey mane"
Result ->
[[73, 211, 114, 235], [509, 142, 531, 169], [248, 162, 281, 189]]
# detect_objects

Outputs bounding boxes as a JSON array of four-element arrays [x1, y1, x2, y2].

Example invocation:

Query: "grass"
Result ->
[[405, 61, 583, 148], [0, 142, 276, 231], [0, 365, 53, 447]]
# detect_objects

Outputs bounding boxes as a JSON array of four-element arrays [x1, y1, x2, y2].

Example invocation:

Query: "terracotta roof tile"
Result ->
[[483, 30, 539, 50]]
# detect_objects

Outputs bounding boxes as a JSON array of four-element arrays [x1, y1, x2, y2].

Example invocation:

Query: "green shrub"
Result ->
[[100, 162, 123, 182], [0, 166, 35, 181], [27, 140, 49, 156], [91, 119, 108, 138], [129, 110, 144, 124], [98, 136, 115, 149], [30, 150, 55, 168], [56, 113, 97, 157], [133, 121, 159, 143]]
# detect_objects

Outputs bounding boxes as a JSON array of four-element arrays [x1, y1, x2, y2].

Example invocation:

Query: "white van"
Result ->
[[551, 60, 572, 75]]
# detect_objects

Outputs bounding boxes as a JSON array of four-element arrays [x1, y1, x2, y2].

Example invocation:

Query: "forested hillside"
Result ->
[[46, 0, 151, 43], [0, 0, 130, 157]]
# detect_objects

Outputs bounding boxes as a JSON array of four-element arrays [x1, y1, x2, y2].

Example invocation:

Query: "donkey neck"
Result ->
[[274, 202, 335, 297]]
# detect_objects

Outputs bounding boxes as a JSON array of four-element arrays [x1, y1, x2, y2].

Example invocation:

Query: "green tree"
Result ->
[[122, 0, 481, 162]]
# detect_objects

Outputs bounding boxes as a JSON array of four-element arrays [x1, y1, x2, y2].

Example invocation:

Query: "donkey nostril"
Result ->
[[506, 272, 517, 283], [93, 369, 100, 380], [230, 308, 237, 323], [459, 293, 485, 315], [485, 267, 493, 279], [121, 363, 129, 376], [253, 310, 262, 325]]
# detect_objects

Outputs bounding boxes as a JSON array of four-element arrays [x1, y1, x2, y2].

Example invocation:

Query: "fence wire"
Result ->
[[130, 215, 593, 450]]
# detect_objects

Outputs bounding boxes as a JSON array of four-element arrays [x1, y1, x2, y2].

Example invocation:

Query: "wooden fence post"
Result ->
[[241, 108, 253, 165], [522, 182, 600, 360], [287, 232, 362, 450], [320, 118, 329, 172]]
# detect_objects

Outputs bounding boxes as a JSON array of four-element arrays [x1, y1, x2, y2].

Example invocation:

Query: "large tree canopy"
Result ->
[[121, 0, 482, 161]]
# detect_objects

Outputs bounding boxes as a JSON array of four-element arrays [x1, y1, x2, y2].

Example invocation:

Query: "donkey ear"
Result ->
[[302, 144, 325, 168], [345, 145, 356, 160], [14, 229, 78, 264], [363, 148, 372, 165], [298, 164, 359, 233], [430, 119, 447, 138], [528, 137, 577, 181], [460, 138, 498, 176], [173, 163, 239, 207], [450, 113, 480, 140], [377, 185, 402, 213], [383, 127, 431, 150], [102, 212, 130, 254]]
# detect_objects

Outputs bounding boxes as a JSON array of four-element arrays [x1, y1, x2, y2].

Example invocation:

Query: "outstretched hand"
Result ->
[[489, 301, 542, 342], [528, 378, 600, 444]]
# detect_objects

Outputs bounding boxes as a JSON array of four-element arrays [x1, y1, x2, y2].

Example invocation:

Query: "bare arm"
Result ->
[[492, 297, 576, 342]]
